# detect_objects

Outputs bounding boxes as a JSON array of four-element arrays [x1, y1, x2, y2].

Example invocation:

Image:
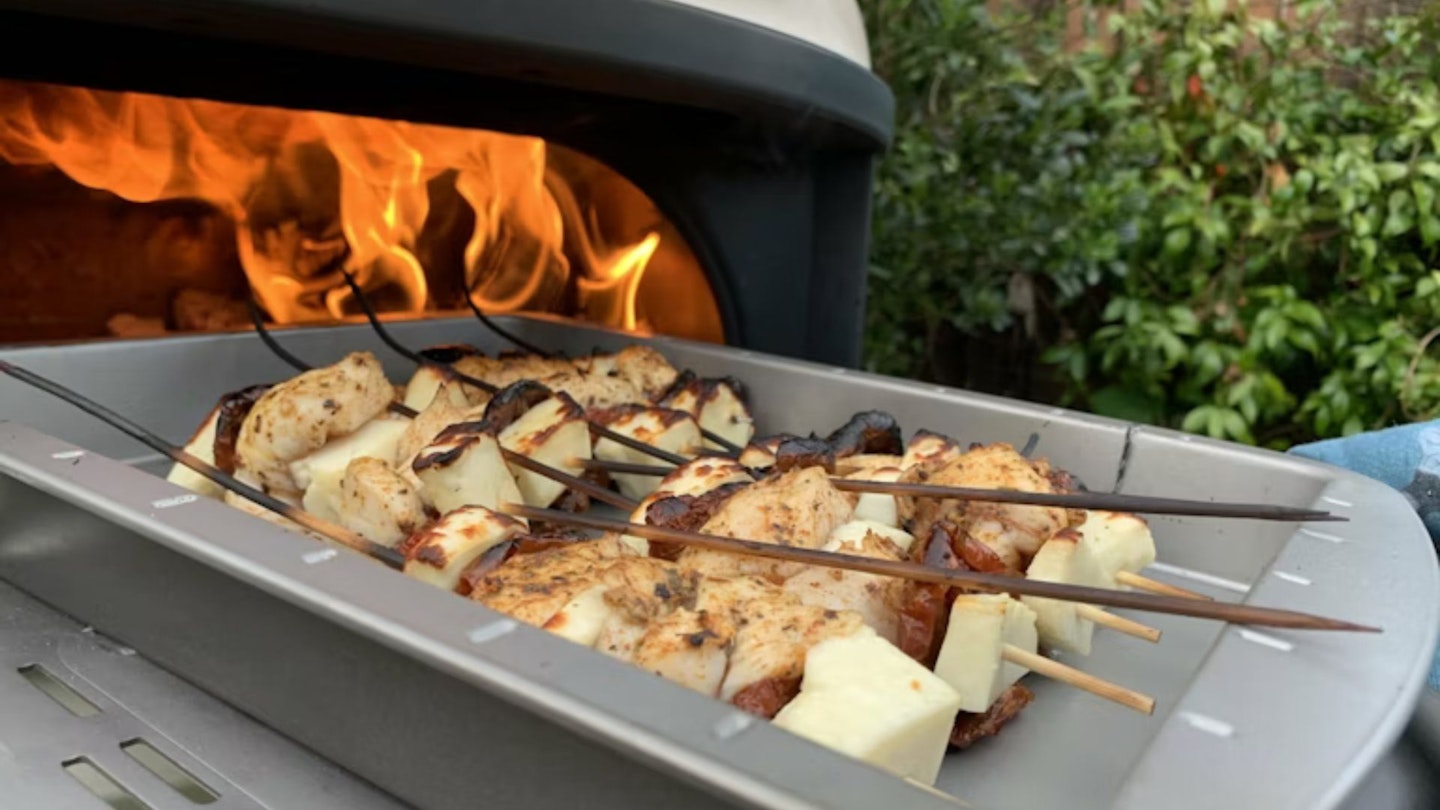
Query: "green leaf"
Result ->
[[1164, 228, 1192, 255], [1090, 386, 1164, 424]]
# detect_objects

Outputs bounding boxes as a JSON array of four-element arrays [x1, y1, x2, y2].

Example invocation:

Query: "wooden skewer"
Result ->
[[580, 457, 1340, 523], [0, 360, 405, 569], [500, 504, 1378, 632], [1076, 605, 1162, 643], [1003, 645, 1155, 714], [1116, 571, 1212, 600]]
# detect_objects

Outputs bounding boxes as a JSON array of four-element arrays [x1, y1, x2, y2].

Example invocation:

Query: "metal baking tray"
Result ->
[[0, 316, 1435, 810]]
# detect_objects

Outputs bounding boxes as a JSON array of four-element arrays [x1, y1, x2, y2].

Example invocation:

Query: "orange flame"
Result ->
[[0, 80, 666, 330]]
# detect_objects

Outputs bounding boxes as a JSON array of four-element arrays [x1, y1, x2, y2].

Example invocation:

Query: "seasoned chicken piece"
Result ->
[[579, 346, 680, 402], [451, 353, 575, 392], [905, 443, 1074, 570], [592, 405, 703, 500], [401, 506, 528, 591], [630, 608, 732, 696], [535, 369, 645, 411], [235, 352, 395, 492], [330, 457, 427, 547], [470, 536, 633, 626], [680, 466, 854, 581], [393, 389, 487, 477], [719, 600, 868, 700], [784, 523, 907, 643]]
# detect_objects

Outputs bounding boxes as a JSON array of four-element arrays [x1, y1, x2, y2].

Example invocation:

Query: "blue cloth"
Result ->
[[1288, 421, 1440, 691]]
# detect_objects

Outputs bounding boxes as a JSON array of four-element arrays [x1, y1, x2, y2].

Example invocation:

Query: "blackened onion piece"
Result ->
[[954, 529, 1015, 575], [417, 344, 482, 364], [773, 436, 836, 474], [896, 521, 966, 666], [949, 684, 1034, 749], [825, 410, 903, 459], [455, 538, 519, 597], [478, 379, 555, 434], [643, 481, 750, 559], [213, 384, 272, 473], [732, 677, 802, 719]]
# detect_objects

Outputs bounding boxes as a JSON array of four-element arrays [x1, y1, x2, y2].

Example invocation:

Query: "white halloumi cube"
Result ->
[[167, 405, 223, 498], [402, 366, 475, 412], [542, 584, 617, 647], [499, 395, 592, 507], [1076, 511, 1156, 587], [826, 519, 915, 556], [772, 626, 963, 787], [1021, 532, 1109, 655], [291, 415, 410, 519], [736, 435, 788, 469], [413, 429, 523, 516], [934, 595, 1039, 713], [593, 406, 703, 501], [399, 505, 526, 591], [289, 415, 409, 492], [838, 464, 905, 531]]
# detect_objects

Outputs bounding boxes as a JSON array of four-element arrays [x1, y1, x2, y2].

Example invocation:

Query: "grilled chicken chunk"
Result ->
[[578, 345, 680, 402], [905, 443, 1075, 571], [330, 457, 427, 547], [235, 352, 394, 492], [784, 521, 908, 643], [681, 466, 854, 581]]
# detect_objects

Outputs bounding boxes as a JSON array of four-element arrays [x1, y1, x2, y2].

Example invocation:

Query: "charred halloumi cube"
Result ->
[[592, 405, 703, 501], [402, 366, 477, 412], [772, 626, 963, 787], [399, 506, 526, 591], [167, 404, 223, 498], [902, 430, 964, 472], [413, 428, 523, 515], [498, 394, 592, 507], [660, 377, 754, 451], [934, 594, 1039, 713], [578, 345, 680, 402], [1021, 531, 1109, 654]]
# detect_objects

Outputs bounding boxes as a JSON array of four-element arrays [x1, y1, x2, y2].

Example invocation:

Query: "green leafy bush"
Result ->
[[864, 0, 1440, 447]]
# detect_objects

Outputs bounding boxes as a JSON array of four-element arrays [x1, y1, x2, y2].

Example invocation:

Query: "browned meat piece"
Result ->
[[642, 482, 750, 560], [896, 523, 966, 666], [825, 410, 903, 459], [212, 384, 271, 473], [773, 436, 837, 474], [731, 677, 802, 719], [949, 684, 1034, 749]]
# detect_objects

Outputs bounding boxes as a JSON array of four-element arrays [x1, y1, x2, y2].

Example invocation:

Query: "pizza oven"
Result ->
[[0, 0, 892, 366]]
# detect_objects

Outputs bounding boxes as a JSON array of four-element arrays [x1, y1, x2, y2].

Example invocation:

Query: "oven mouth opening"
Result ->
[[0, 79, 724, 346]]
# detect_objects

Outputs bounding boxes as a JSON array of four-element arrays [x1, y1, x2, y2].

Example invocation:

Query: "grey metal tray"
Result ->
[[0, 316, 1435, 810]]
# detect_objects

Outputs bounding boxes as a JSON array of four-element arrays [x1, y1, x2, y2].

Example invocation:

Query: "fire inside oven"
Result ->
[[0, 79, 724, 345]]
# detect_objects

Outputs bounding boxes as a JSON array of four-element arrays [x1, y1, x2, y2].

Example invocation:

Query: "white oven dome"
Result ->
[[663, 0, 872, 68]]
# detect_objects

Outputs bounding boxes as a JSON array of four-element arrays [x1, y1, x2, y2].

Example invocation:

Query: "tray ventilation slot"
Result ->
[[62, 756, 151, 810], [121, 738, 219, 804], [19, 663, 101, 716]]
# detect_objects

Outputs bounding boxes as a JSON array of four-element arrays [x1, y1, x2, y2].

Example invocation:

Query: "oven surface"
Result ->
[[0, 317, 1434, 810]]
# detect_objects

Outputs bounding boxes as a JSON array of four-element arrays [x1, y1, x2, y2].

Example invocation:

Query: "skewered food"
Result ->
[[591, 405, 704, 500], [401, 505, 527, 590], [292, 414, 410, 516], [235, 352, 393, 492], [658, 372, 753, 450], [412, 425, 521, 515], [934, 594, 1038, 713], [1021, 530, 1110, 654]]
